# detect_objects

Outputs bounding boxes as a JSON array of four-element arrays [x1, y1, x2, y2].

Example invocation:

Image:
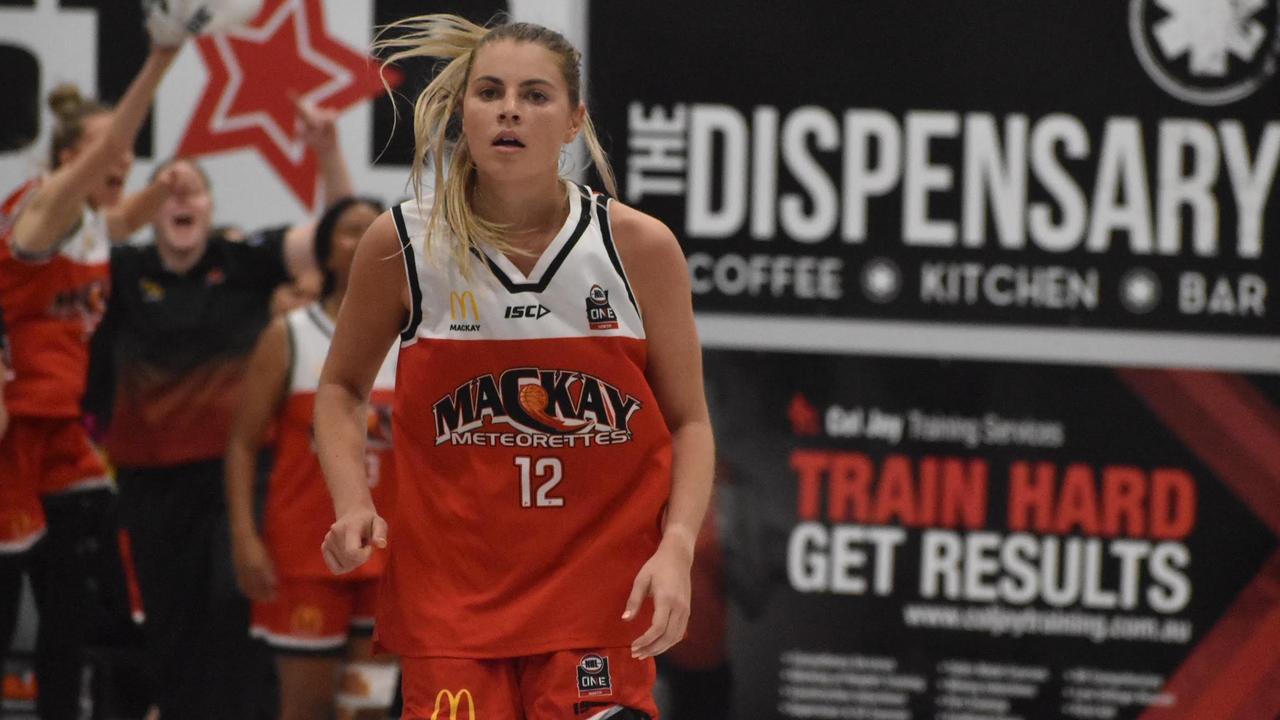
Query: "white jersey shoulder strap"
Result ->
[[391, 182, 643, 344], [287, 303, 396, 394]]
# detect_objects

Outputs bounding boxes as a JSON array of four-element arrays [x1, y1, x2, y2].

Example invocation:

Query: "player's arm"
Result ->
[[0, 305, 8, 442], [295, 96, 355, 207], [12, 46, 179, 256], [282, 222, 320, 280], [276, 99, 354, 281], [612, 203, 716, 659], [315, 212, 407, 575], [224, 317, 291, 602]]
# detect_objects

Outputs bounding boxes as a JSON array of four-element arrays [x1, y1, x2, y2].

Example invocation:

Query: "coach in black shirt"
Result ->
[[91, 104, 349, 717]]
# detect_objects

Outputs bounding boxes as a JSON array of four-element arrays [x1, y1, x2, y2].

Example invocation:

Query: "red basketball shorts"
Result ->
[[250, 576, 378, 654], [401, 648, 658, 719], [0, 417, 110, 553]]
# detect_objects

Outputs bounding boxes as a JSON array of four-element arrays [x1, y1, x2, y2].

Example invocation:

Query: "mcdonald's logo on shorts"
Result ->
[[432, 688, 475, 720], [289, 605, 325, 636], [4, 511, 38, 542], [449, 291, 481, 332]]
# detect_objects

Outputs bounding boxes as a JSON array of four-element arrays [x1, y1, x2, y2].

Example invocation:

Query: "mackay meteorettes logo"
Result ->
[[433, 367, 642, 448]]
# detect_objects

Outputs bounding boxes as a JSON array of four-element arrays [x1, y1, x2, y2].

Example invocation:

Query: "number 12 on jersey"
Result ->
[[514, 456, 564, 508]]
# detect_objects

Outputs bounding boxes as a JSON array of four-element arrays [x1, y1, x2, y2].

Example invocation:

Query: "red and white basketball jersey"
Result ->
[[265, 302, 397, 579], [379, 182, 673, 658], [0, 179, 110, 418]]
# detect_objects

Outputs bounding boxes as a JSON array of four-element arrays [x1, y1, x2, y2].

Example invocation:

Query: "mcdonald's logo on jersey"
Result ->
[[449, 291, 481, 332], [432, 688, 475, 720], [433, 367, 643, 446]]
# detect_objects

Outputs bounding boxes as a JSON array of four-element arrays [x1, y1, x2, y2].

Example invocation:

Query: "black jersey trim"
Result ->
[[470, 188, 593, 294], [595, 196, 641, 319], [392, 205, 423, 342], [304, 303, 334, 339]]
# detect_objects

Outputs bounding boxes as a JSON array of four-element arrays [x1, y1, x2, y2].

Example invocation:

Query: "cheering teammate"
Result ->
[[225, 196, 396, 720], [92, 99, 352, 719], [315, 14, 714, 718], [0, 43, 183, 720]]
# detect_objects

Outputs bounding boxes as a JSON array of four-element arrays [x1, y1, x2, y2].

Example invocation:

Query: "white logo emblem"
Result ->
[[1129, 0, 1278, 105]]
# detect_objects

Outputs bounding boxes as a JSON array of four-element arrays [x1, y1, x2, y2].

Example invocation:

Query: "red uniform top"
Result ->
[[264, 303, 398, 579], [0, 180, 111, 418], [378, 185, 672, 658]]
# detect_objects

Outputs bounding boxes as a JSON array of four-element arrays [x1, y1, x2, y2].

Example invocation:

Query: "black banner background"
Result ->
[[589, 0, 1280, 335], [588, 1, 1280, 718]]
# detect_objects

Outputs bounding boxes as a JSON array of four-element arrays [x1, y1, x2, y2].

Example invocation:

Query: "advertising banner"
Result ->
[[706, 351, 1280, 719], [589, 1, 1280, 718], [590, 0, 1280, 371]]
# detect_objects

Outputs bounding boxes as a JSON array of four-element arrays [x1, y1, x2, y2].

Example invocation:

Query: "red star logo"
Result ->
[[176, 0, 400, 208], [788, 393, 821, 436]]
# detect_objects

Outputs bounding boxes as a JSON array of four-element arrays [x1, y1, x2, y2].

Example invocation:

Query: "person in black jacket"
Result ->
[[88, 99, 354, 720]]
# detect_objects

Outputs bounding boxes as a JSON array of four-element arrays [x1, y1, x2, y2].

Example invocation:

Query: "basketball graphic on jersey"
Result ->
[[516, 382, 588, 433], [365, 403, 393, 450]]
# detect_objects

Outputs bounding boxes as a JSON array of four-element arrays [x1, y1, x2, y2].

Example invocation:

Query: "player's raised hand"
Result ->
[[294, 95, 339, 154], [156, 159, 203, 198], [623, 539, 693, 659], [321, 506, 387, 575]]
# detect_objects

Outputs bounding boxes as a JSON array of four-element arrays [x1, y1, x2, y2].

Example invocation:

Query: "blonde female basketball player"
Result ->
[[315, 14, 714, 719]]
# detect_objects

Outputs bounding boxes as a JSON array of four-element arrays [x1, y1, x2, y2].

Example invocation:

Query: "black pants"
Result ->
[[117, 460, 274, 720], [656, 658, 733, 720], [1, 487, 127, 720]]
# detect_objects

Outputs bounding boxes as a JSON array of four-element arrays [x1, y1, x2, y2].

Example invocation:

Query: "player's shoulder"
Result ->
[[603, 201, 677, 251], [601, 200, 685, 284], [365, 209, 402, 242]]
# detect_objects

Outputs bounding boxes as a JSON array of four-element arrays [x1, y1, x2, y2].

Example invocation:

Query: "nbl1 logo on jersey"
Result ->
[[432, 367, 642, 448], [586, 284, 619, 330]]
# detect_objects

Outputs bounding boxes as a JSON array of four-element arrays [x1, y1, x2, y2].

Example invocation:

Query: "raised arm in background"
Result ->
[[12, 45, 179, 254]]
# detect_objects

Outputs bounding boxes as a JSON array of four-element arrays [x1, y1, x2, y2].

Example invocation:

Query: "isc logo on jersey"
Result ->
[[433, 367, 642, 448], [505, 304, 550, 319]]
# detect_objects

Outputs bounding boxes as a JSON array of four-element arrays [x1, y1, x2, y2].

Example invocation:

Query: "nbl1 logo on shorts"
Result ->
[[586, 284, 618, 330], [576, 653, 613, 697]]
